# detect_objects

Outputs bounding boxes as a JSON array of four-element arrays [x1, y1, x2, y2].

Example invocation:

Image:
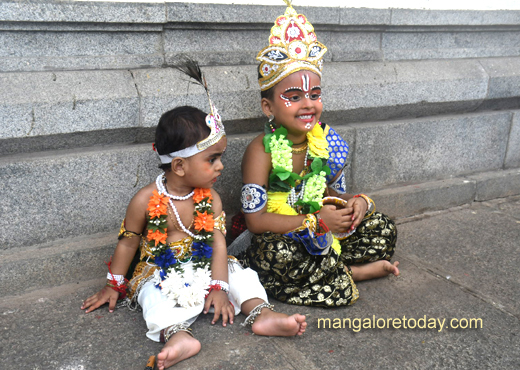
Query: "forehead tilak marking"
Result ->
[[301, 73, 310, 92]]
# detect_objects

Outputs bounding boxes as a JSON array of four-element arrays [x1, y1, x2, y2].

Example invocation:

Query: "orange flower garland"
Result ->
[[194, 211, 215, 232]]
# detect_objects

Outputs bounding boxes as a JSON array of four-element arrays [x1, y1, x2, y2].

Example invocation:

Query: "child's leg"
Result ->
[[340, 212, 399, 280], [138, 279, 203, 369], [157, 331, 201, 370], [349, 260, 400, 281], [227, 261, 307, 336], [241, 298, 307, 336]]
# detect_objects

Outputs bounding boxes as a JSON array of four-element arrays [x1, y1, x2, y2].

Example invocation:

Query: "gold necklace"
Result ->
[[292, 143, 308, 154], [167, 203, 193, 232]]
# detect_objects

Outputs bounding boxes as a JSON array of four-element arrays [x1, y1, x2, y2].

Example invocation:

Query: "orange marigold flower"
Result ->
[[147, 190, 168, 218], [193, 188, 212, 203], [193, 211, 214, 232], [147, 229, 167, 246]]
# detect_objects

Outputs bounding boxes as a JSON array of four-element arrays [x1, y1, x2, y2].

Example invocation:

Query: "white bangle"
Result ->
[[209, 279, 230, 293], [107, 272, 125, 286]]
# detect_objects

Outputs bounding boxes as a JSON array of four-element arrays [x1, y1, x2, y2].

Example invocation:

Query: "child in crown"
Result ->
[[238, 1, 399, 307], [81, 62, 306, 370]]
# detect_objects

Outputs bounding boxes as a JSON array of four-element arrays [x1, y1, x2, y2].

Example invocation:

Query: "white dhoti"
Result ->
[[138, 260, 269, 342]]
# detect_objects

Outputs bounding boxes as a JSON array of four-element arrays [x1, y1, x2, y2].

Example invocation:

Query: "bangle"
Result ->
[[292, 213, 317, 233], [105, 259, 127, 299], [314, 212, 330, 236], [209, 280, 230, 294], [106, 272, 125, 286], [353, 194, 376, 218]]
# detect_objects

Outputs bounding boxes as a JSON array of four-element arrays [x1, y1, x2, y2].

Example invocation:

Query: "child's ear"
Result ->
[[170, 158, 186, 176], [261, 97, 273, 118]]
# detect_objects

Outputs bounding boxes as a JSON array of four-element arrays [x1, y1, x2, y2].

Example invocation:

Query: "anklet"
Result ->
[[160, 322, 193, 343], [242, 302, 275, 326]]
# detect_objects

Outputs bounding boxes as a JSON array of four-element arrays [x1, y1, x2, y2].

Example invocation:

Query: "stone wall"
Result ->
[[1, 1, 520, 254]]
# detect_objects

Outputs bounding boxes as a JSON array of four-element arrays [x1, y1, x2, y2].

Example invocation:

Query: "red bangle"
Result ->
[[105, 258, 128, 300], [205, 284, 224, 298], [313, 211, 330, 236]]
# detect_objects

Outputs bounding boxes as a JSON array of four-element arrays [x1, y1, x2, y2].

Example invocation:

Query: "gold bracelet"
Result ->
[[291, 213, 317, 233], [353, 194, 376, 218]]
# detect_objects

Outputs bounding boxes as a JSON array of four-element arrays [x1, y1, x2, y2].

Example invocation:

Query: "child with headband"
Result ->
[[81, 61, 306, 370], [238, 1, 399, 307]]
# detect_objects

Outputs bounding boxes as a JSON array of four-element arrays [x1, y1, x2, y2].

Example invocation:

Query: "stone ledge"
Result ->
[[0, 70, 139, 140], [2, 1, 519, 27], [0, 118, 517, 250], [0, 0, 165, 23], [0, 233, 115, 297], [5, 58, 512, 142], [469, 168, 520, 201], [4, 168, 520, 297], [370, 178, 476, 219], [350, 111, 513, 192], [505, 111, 520, 168]]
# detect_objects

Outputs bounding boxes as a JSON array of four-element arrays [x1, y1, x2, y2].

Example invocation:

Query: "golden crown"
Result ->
[[257, 0, 327, 91]]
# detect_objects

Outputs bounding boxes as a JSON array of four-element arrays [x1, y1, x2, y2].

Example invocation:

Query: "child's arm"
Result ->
[[203, 189, 235, 326], [81, 188, 149, 313], [242, 136, 354, 235]]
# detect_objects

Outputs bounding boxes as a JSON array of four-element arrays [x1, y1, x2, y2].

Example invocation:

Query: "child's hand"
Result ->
[[319, 204, 354, 234], [81, 286, 120, 313], [203, 290, 234, 327], [346, 197, 368, 232]]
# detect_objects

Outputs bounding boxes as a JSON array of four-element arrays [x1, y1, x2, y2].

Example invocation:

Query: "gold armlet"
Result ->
[[118, 219, 143, 240], [213, 211, 227, 236]]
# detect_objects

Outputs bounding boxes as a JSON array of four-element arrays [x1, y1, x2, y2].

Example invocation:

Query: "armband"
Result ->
[[353, 194, 376, 218], [118, 219, 143, 240], [213, 211, 227, 236], [328, 171, 347, 194], [241, 184, 267, 213]]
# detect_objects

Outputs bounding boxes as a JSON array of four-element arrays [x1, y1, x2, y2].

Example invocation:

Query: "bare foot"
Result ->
[[350, 260, 400, 282], [251, 309, 307, 336], [156, 331, 201, 370]]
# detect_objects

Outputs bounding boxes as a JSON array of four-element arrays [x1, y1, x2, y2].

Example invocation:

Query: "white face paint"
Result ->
[[280, 94, 292, 107], [301, 73, 310, 93]]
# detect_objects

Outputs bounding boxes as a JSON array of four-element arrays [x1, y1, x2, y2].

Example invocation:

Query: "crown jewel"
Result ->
[[257, 0, 327, 91]]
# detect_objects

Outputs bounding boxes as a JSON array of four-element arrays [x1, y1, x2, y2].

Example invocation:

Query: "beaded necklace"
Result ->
[[263, 123, 330, 214], [146, 174, 214, 308]]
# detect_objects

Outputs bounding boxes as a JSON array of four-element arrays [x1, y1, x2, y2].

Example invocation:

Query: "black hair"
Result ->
[[155, 106, 210, 171], [258, 69, 275, 101]]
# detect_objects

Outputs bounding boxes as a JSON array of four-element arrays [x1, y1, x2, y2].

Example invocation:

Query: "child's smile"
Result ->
[[263, 71, 323, 142]]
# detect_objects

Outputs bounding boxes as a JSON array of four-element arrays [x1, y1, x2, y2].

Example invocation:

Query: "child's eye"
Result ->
[[288, 95, 301, 102], [310, 93, 321, 100]]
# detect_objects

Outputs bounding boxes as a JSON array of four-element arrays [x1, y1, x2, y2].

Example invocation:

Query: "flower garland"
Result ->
[[146, 186, 214, 308], [263, 123, 330, 214]]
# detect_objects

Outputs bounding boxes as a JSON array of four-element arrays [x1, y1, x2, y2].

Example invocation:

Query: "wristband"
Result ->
[[209, 279, 230, 294], [353, 194, 376, 218], [314, 212, 330, 236]]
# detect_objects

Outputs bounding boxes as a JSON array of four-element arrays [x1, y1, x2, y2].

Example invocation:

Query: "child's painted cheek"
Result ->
[[280, 94, 291, 107]]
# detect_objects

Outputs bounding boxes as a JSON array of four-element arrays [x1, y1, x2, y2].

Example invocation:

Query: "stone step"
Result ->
[[0, 231, 115, 298], [1, 2, 520, 72], [2, 168, 520, 298], [2, 57, 520, 156], [2, 111, 519, 250]]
